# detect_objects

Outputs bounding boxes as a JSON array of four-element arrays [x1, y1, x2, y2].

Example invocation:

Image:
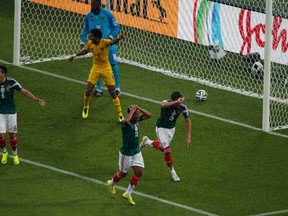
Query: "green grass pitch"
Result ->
[[0, 1, 288, 216]]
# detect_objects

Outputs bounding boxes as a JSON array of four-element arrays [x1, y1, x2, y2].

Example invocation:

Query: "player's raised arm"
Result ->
[[161, 97, 184, 108], [138, 107, 152, 120], [110, 34, 125, 45], [123, 105, 138, 124]]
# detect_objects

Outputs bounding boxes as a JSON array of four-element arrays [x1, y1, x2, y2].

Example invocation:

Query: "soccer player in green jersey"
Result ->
[[141, 91, 191, 182], [107, 104, 152, 205], [0, 65, 45, 165], [69, 29, 124, 122]]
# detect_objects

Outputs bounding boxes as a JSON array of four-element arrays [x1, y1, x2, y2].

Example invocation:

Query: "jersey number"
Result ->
[[169, 110, 177, 121]]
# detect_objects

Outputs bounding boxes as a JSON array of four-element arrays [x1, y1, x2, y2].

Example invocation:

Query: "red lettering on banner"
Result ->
[[239, 10, 265, 54], [193, 0, 199, 43], [272, 17, 288, 52], [239, 9, 288, 54]]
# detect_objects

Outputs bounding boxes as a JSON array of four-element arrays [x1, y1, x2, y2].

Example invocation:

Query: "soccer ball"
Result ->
[[251, 61, 263, 73], [251, 61, 263, 80], [195, 89, 208, 101]]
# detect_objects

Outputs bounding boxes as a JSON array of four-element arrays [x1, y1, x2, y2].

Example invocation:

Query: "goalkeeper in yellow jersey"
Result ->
[[69, 29, 124, 122]]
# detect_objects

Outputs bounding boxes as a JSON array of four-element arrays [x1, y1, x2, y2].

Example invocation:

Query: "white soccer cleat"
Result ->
[[171, 169, 180, 182], [116, 89, 121, 97], [140, 136, 152, 148]]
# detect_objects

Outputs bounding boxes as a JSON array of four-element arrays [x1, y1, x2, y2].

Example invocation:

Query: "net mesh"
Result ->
[[19, 0, 288, 130]]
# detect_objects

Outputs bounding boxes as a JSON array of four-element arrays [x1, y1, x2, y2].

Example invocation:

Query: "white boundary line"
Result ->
[[1, 60, 288, 215], [251, 210, 288, 216], [252, 209, 288, 216], [1, 154, 217, 216], [2, 154, 288, 216], [2, 60, 286, 139]]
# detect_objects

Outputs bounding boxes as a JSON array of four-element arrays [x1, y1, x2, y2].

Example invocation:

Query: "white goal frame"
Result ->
[[262, 0, 272, 132], [13, 0, 287, 132]]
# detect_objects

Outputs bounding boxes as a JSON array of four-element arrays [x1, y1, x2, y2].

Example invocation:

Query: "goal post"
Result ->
[[13, 0, 21, 66], [14, 0, 288, 131], [262, 0, 273, 132]]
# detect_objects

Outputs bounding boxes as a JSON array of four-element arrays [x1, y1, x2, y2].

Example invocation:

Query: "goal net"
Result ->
[[16, 0, 288, 131]]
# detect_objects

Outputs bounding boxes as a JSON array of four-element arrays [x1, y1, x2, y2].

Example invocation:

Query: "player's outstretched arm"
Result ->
[[20, 88, 46, 106], [69, 49, 89, 61]]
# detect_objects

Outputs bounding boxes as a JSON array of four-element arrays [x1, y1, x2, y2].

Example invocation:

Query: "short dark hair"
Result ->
[[127, 105, 134, 114], [90, 29, 102, 39], [127, 106, 131, 114], [0, 65, 7, 74], [171, 91, 182, 100]]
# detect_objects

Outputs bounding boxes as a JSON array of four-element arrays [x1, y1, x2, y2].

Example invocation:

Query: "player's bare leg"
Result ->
[[107, 85, 123, 122], [107, 171, 127, 195], [82, 82, 94, 119], [164, 147, 180, 182], [122, 166, 142, 205]]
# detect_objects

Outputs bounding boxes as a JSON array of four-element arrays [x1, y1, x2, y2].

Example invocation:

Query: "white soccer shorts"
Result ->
[[118, 151, 144, 173], [0, 113, 17, 133], [156, 127, 175, 149]]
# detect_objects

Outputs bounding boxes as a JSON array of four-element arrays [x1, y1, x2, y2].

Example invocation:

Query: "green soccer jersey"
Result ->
[[156, 99, 189, 129], [120, 116, 144, 156], [0, 77, 22, 114]]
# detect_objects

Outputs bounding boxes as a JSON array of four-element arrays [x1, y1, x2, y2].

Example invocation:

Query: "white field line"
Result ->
[[251, 209, 288, 216], [1, 154, 217, 216], [2, 60, 286, 139]]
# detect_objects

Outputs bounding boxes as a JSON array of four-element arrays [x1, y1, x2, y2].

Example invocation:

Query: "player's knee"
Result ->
[[8, 133, 16, 140], [119, 171, 127, 178], [0, 133, 5, 140], [163, 146, 171, 153], [135, 170, 142, 178], [0, 137, 6, 148], [108, 87, 117, 98], [130, 174, 141, 186], [86, 88, 93, 96], [133, 167, 143, 178], [137, 171, 142, 179], [10, 137, 18, 148]]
